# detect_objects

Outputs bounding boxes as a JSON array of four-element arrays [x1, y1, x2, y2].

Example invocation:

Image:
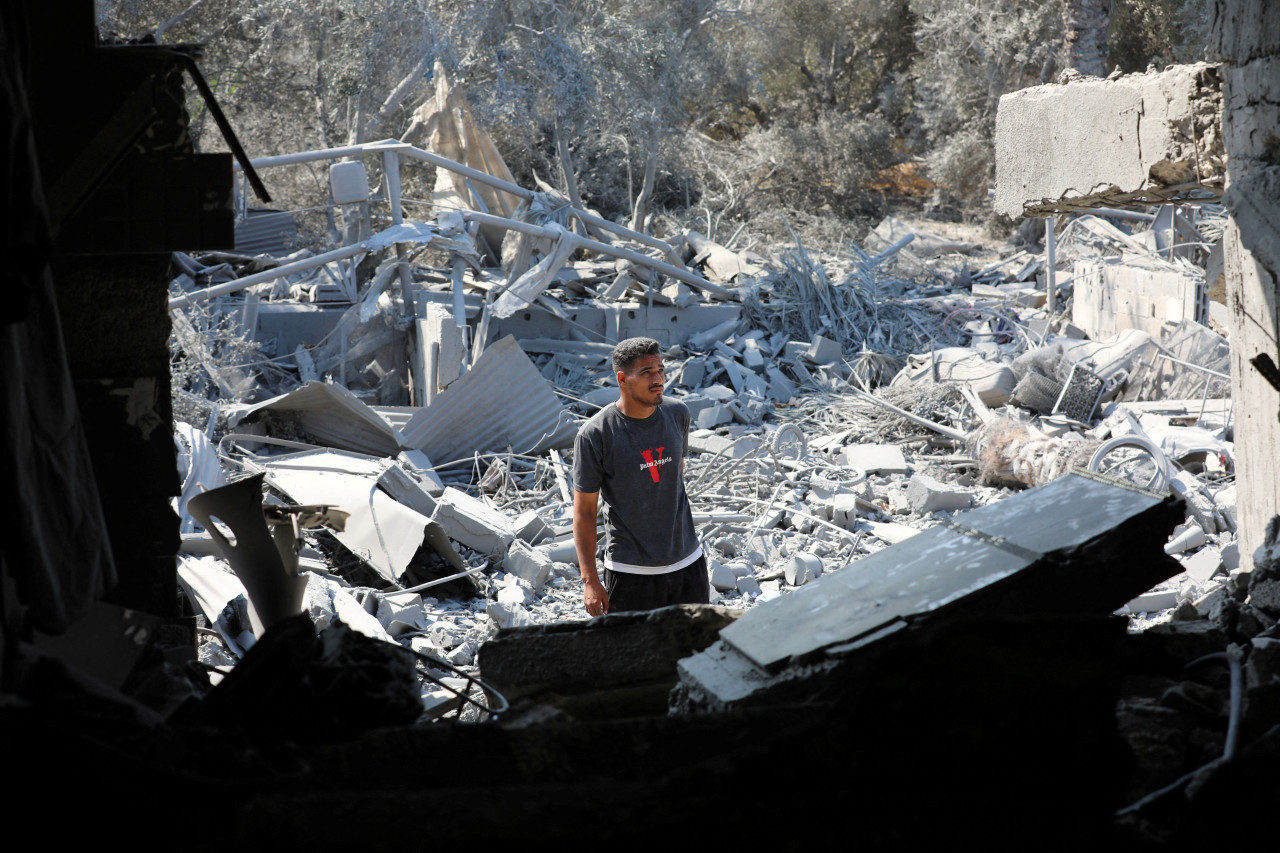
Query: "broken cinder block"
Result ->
[[430, 487, 516, 557], [840, 444, 909, 476], [503, 540, 554, 593], [806, 334, 842, 365], [906, 474, 973, 514]]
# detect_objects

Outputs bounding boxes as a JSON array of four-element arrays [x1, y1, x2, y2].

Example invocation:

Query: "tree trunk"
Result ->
[[630, 140, 658, 235], [1061, 0, 1109, 77]]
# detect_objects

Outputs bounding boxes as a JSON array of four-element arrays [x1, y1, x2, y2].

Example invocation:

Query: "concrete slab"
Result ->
[[476, 605, 739, 714], [430, 487, 516, 557], [503, 540, 554, 592], [994, 62, 1224, 217], [840, 443, 909, 475], [906, 474, 973, 514], [1182, 546, 1223, 582], [710, 471, 1181, 674]]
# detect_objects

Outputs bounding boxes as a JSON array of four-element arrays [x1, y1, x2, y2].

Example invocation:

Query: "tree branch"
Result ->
[[361, 53, 432, 142], [154, 0, 208, 42]]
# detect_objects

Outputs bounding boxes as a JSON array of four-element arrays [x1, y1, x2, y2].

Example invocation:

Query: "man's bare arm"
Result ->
[[573, 489, 609, 616]]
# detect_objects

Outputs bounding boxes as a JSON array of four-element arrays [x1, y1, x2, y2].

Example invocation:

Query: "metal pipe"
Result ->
[[464, 210, 734, 299], [382, 148, 415, 317], [1045, 216, 1056, 313], [169, 243, 369, 309], [237, 139, 691, 274], [1078, 207, 1157, 223]]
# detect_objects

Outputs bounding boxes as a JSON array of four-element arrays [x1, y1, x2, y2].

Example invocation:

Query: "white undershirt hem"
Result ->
[[603, 545, 703, 575]]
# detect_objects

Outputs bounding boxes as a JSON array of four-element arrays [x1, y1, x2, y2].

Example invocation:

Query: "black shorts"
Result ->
[[603, 555, 710, 613]]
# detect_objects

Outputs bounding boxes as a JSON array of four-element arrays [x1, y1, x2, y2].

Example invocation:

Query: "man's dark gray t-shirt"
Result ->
[[572, 400, 702, 574]]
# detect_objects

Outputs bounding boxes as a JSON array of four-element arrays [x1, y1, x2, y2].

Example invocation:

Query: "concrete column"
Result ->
[[1217, 0, 1280, 567]]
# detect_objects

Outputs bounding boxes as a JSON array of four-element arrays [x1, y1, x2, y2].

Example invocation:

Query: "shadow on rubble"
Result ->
[[13, 480, 1280, 849]]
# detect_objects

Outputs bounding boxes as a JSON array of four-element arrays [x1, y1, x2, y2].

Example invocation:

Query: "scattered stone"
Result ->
[[503, 540, 553, 593], [906, 474, 973, 513], [840, 444, 909, 475], [1246, 637, 1280, 689], [487, 601, 535, 630], [785, 553, 822, 586], [1181, 546, 1222, 583], [709, 559, 738, 592]]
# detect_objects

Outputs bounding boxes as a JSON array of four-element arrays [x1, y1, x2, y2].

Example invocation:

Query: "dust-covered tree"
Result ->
[[908, 0, 1063, 209]]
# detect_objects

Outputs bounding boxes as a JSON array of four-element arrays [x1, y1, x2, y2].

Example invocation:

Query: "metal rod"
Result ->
[[169, 242, 369, 309], [382, 149, 415, 317], [463, 210, 733, 299], [237, 139, 688, 271], [1045, 215, 1056, 313]]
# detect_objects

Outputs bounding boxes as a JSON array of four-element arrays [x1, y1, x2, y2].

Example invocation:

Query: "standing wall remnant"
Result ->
[[993, 62, 1224, 218]]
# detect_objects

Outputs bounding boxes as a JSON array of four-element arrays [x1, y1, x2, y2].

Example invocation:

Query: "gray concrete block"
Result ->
[[1126, 590, 1179, 612], [680, 357, 707, 388], [503, 541, 553, 592], [906, 474, 973, 513], [766, 366, 796, 402], [487, 601, 534, 630], [497, 583, 534, 606], [806, 334, 842, 365], [695, 404, 733, 429], [513, 509, 553, 545], [735, 575, 762, 596], [840, 443, 909, 475], [784, 553, 823, 586], [376, 591, 426, 637], [709, 559, 738, 592], [743, 372, 769, 399], [719, 357, 746, 394], [994, 62, 1224, 217], [431, 487, 516, 557], [1181, 546, 1222, 583]]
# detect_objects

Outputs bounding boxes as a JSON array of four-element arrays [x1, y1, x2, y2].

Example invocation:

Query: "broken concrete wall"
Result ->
[[1217, 0, 1280, 570], [994, 63, 1224, 218], [1072, 258, 1206, 338]]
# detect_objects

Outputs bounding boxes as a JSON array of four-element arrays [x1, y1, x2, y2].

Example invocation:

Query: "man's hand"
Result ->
[[583, 577, 609, 617], [574, 489, 607, 617]]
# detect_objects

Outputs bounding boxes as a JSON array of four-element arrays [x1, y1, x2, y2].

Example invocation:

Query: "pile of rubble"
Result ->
[[165, 117, 1261, 722]]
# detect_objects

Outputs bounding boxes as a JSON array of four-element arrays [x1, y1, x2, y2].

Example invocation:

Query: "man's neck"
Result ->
[[616, 395, 657, 419]]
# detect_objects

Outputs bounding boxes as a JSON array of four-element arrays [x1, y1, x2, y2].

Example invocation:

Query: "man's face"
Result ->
[[618, 353, 665, 407]]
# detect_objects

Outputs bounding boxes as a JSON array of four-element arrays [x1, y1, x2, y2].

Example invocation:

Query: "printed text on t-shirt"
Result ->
[[639, 447, 671, 483]]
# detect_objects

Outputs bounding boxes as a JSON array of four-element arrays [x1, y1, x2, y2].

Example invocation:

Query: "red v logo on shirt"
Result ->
[[640, 447, 665, 483]]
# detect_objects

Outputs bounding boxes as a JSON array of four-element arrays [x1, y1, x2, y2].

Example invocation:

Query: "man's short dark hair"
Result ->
[[612, 337, 661, 375]]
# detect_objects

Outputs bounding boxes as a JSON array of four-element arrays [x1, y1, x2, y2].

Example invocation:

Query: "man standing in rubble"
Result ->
[[573, 337, 708, 615]]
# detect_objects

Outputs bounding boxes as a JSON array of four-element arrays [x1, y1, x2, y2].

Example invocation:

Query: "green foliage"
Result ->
[[1110, 0, 1214, 72], [100, 0, 1213, 236], [908, 0, 1063, 207]]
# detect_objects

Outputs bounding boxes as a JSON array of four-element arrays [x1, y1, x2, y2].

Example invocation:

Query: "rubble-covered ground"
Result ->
[[169, 179, 1256, 727]]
